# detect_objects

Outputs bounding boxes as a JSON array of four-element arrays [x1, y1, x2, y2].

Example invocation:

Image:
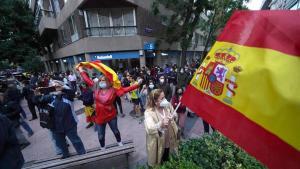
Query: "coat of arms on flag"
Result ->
[[192, 47, 242, 105]]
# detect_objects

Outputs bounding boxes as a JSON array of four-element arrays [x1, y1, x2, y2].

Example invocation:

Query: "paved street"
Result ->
[[20, 97, 208, 169]]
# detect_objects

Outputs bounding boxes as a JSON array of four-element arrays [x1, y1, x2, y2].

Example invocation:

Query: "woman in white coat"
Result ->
[[144, 89, 179, 167]]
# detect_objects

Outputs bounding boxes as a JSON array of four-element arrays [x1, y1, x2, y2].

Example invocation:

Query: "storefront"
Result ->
[[146, 50, 203, 67], [62, 56, 75, 71], [90, 51, 140, 71]]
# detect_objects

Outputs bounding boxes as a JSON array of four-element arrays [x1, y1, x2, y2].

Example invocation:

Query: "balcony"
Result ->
[[85, 26, 137, 37], [36, 6, 57, 37]]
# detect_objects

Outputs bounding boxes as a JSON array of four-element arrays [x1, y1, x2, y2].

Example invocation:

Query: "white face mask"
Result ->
[[149, 84, 154, 89], [159, 79, 165, 84], [99, 81, 107, 89], [159, 98, 169, 107]]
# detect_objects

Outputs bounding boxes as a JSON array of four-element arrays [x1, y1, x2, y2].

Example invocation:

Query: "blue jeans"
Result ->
[[97, 117, 121, 147], [19, 117, 33, 136], [19, 105, 27, 119], [52, 126, 86, 157]]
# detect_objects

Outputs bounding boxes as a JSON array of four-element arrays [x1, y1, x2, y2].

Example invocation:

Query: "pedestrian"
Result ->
[[156, 75, 172, 101], [22, 80, 38, 121], [79, 82, 95, 128], [147, 80, 156, 93], [167, 67, 177, 97], [128, 75, 141, 117], [0, 114, 24, 169], [171, 87, 187, 138], [68, 71, 77, 91], [177, 67, 188, 89], [0, 92, 31, 149], [77, 66, 142, 149], [114, 96, 125, 117], [139, 84, 148, 112], [144, 89, 179, 167], [35, 81, 86, 159]]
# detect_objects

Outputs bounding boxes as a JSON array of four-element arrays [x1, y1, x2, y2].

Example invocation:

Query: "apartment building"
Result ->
[[30, 0, 205, 72]]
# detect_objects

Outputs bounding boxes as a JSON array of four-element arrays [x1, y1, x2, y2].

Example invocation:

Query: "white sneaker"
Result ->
[[100, 146, 106, 150], [118, 142, 123, 146]]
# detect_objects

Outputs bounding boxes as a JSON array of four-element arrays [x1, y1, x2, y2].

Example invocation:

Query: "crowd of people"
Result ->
[[0, 59, 215, 168]]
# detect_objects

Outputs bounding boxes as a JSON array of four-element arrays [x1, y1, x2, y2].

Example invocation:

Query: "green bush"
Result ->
[[178, 132, 266, 169], [140, 132, 266, 169]]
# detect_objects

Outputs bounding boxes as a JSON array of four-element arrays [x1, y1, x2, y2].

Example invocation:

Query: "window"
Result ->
[[68, 15, 79, 42], [85, 8, 136, 37], [123, 8, 136, 35], [87, 10, 100, 36], [60, 25, 68, 45], [98, 9, 111, 36], [111, 8, 124, 36]]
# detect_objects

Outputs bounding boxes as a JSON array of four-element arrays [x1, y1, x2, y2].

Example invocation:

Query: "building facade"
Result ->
[[30, 0, 205, 72], [262, 0, 300, 9]]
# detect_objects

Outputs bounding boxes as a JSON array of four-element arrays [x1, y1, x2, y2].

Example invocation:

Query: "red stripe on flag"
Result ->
[[182, 85, 300, 169], [217, 10, 300, 57], [92, 61, 114, 82]]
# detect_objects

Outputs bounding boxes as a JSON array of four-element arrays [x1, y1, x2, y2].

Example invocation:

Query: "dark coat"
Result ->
[[177, 72, 188, 88], [157, 82, 172, 101], [79, 88, 94, 106], [37, 89, 76, 133], [52, 97, 77, 133], [0, 114, 24, 169]]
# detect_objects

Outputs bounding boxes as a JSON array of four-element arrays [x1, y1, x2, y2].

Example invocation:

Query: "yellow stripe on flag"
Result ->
[[191, 41, 300, 150]]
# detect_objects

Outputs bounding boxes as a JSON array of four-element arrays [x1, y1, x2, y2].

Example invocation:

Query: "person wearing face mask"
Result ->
[[77, 66, 142, 149], [167, 67, 177, 97], [156, 75, 172, 101], [177, 67, 188, 89], [147, 80, 156, 93], [144, 89, 179, 167], [171, 87, 187, 138]]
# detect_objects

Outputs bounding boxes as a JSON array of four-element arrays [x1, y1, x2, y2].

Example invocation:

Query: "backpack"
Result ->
[[39, 102, 55, 129]]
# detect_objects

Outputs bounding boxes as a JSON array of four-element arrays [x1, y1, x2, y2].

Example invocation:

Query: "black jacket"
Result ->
[[79, 88, 94, 106], [0, 114, 24, 169], [22, 85, 35, 102]]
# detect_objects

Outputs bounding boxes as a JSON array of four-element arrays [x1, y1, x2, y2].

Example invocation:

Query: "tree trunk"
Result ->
[[201, 10, 216, 62], [180, 50, 187, 67]]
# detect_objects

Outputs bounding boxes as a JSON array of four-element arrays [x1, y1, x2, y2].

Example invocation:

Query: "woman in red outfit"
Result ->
[[78, 66, 141, 149]]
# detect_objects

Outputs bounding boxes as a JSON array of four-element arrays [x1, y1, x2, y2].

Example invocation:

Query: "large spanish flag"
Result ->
[[181, 11, 300, 169]]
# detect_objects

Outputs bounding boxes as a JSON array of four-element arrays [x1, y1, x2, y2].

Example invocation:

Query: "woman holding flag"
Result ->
[[77, 61, 142, 149], [144, 89, 179, 167]]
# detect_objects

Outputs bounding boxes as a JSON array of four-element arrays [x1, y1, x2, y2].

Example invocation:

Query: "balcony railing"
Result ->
[[85, 26, 137, 37], [34, 5, 55, 26]]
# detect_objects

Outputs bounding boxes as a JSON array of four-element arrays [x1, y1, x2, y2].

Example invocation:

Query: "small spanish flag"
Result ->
[[182, 10, 300, 169], [76, 60, 121, 89]]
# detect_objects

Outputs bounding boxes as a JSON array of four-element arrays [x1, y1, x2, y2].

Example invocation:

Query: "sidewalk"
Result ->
[[20, 97, 207, 169]]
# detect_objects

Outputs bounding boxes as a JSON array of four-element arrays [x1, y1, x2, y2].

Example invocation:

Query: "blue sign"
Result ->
[[90, 51, 139, 61], [144, 42, 155, 50]]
